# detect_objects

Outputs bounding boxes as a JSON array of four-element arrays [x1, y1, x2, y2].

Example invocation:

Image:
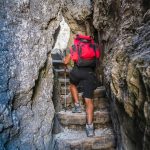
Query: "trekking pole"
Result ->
[[64, 65, 67, 112], [64, 50, 67, 112]]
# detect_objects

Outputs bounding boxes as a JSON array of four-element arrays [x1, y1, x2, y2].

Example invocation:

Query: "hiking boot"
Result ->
[[85, 124, 95, 137], [72, 104, 82, 113]]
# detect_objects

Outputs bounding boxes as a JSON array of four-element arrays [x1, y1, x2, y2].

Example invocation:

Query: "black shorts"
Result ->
[[69, 67, 98, 99]]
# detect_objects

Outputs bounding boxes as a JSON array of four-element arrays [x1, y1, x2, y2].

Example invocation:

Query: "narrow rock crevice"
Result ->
[[30, 54, 49, 109], [0, 0, 150, 150]]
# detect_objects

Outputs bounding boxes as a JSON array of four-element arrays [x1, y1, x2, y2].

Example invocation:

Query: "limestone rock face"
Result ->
[[0, 0, 61, 149], [53, 17, 70, 51], [62, 0, 93, 47], [93, 0, 150, 150]]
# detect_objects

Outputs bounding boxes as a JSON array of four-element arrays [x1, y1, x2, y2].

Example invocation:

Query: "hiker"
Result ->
[[63, 34, 101, 137]]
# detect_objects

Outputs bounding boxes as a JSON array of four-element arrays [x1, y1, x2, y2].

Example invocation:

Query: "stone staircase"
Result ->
[[51, 54, 116, 150]]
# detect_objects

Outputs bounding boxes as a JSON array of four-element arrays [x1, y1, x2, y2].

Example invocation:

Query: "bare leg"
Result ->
[[69, 84, 79, 104], [84, 98, 94, 124], [70, 84, 82, 113]]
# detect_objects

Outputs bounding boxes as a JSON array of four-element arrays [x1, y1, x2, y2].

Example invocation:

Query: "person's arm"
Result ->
[[63, 54, 71, 65]]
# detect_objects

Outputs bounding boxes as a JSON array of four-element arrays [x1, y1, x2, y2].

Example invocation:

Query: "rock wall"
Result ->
[[0, 0, 61, 149], [62, 0, 94, 47], [53, 17, 70, 51], [93, 0, 150, 150]]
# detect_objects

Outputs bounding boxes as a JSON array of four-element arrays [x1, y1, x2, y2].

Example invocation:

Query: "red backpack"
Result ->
[[70, 34, 101, 67]]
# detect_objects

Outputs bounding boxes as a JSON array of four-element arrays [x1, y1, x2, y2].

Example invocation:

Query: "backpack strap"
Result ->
[[72, 45, 76, 51], [77, 41, 83, 61], [94, 45, 98, 68]]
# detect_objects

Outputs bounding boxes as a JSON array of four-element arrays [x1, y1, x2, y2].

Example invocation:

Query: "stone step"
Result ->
[[53, 128, 116, 150], [52, 60, 64, 64], [56, 110, 111, 130], [61, 86, 106, 102], [93, 97, 109, 110], [58, 78, 70, 84], [61, 98, 109, 111], [54, 68, 70, 76], [60, 96, 109, 111], [60, 86, 70, 95], [52, 60, 65, 69], [94, 86, 106, 98], [60, 87, 108, 110]]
